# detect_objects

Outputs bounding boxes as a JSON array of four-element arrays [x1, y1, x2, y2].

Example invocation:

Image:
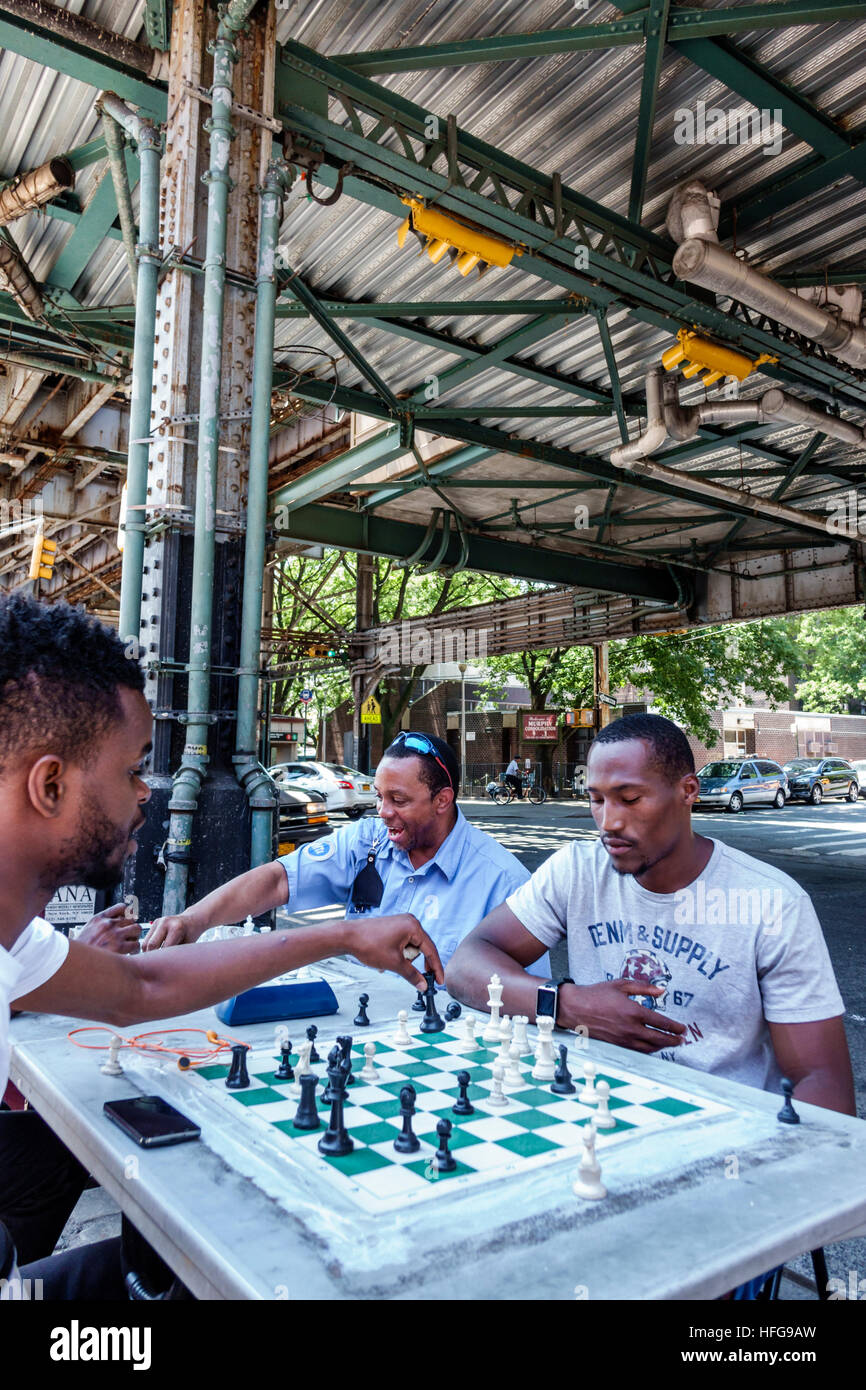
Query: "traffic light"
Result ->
[[29, 532, 57, 582], [306, 644, 329, 658]]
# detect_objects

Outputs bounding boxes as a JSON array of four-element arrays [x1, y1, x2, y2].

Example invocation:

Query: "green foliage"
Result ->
[[791, 607, 866, 712]]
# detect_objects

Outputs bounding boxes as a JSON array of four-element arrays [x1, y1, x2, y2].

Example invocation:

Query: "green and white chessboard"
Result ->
[[189, 1020, 730, 1214]]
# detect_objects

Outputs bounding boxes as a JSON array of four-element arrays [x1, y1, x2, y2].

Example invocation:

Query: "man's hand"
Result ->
[[142, 914, 200, 950], [560, 979, 687, 1054], [78, 903, 142, 955], [344, 914, 444, 991]]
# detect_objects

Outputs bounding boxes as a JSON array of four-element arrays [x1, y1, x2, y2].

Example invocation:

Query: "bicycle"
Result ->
[[486, 777, 547, 806]]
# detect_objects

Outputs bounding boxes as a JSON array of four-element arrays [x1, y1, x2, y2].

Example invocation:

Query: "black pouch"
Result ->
[[350, 850, 384, 911]]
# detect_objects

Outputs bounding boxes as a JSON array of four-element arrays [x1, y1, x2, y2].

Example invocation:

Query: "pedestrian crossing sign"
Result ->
[[361, 696, 381, 725]]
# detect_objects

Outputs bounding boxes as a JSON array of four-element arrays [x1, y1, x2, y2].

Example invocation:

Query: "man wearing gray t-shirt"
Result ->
[[448, 714, 854, 1115]]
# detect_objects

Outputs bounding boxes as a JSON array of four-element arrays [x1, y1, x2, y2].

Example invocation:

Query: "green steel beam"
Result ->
[[628, 0, 671, 228], [275, 298, 580, 318], [707, 431, 826, 559], [414, 406, 610, 417], [144, 0, 170, 51], [0, 292, 134, 352], [720, 138, 866, 236], [777, 267, 866, 288], [48, 153, 138, 293], [63, 136, 110, 171], [360, 444, 495, 510], [594, 310, 628, 443], [0, 13, 167, 118], [334, 5, 865, 73], [271, 503, 681, 602], [270, 425, 407, 511], [403, 312, 579, 405]]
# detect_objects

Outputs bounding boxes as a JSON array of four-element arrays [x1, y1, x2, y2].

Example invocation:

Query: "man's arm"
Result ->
[[768, 1017, 856, 1115], [142, 861, 287, 949], [447, 904, 686, 1053], [14, 914, 443, 1027]]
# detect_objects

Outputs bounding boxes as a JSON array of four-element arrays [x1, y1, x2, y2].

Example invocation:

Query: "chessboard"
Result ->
[[187, 1016, 730, 1215]]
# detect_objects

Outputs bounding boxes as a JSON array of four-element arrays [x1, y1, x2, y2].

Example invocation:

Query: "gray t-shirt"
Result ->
[[507, 837, 844, 1093]]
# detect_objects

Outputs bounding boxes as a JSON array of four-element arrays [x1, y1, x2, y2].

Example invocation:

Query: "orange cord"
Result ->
[[67, 1025, 252, 1070]]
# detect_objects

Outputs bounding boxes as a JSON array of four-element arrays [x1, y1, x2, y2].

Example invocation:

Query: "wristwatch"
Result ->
[[535, 976, 574, 1026]]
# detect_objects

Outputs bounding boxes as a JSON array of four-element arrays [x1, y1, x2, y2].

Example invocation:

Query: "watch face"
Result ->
[[536, 987, 557, 1018]]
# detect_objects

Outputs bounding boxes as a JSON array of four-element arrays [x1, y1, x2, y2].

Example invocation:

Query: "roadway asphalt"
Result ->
[[462, 794, 866, 1298]]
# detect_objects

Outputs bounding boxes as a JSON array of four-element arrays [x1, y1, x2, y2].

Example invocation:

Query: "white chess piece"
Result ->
[[594, 1079, 615, 1128], [572, 1124, 607, 1200], [360, 1041, 379, 1084], [243, 914, 256, 935], [291, 1041, 313, 1096], [393, 1009, 412, 1047], [513, 1015, 530, 1054], [486, 1060, 509, 1108], [531, 1015, 557, 1081], [498, 1012, 512, 1042], [503, 1038, 524, 1089], [100, 1035, 123, 1076], [461, 1013, 478, 1050], [580, 1060, 598, 1106], [482, 974, 504, 1043]]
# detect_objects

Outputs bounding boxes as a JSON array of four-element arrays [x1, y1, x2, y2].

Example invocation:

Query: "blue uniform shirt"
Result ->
[[279, 807, 547, 970]]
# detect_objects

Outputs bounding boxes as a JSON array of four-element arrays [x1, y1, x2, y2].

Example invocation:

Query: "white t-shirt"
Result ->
[[505, 760, 519, 777], [0, 917, 68, 1097], [507, 837, 844, 1094]]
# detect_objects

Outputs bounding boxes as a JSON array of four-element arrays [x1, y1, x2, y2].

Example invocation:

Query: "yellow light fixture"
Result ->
[[662, 328, 777, 386], [397, 198, 520, 277]]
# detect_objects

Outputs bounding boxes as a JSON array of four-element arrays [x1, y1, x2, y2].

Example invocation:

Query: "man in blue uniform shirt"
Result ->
[[145, 732, 547, 973]]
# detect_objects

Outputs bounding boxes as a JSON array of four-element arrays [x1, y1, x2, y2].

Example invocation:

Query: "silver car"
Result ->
[[695, 758, 788, 814], [269, 760, 377, 818]]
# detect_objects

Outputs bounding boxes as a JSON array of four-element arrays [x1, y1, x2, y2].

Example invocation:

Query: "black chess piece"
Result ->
[[452, 1070, 474, 1116], [317, 1049, 354, 1156], [354, 993, 371, 1027], [292, 1073, 320, 1130], [306, 1024, 320, 1064], [412, 989, 426, 1013], [393, 1084, 420, 1154], [435, 1117, 457, 1172], [274, 1042, 294, 1082], [225, 1043, 250, 1090], [419, 970, 445, 1034], [777, 1076, 800, 1125], [551, 1043, 576, 1095], [444, 1002, 462, 1023], [337, 1034, 355, 1086]]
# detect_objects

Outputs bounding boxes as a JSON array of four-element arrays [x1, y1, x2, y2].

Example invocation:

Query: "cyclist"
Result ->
[[504, 756, 522, 800]]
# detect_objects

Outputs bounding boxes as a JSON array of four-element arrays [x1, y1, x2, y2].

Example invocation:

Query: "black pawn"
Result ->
[[393, 1084, 420, 1154], [452, 1070, 474, 1116], [777, 1077, 800, 1125], [226, 1043, 250, 1090], [412, 989, 426, 1013], [354, 993, 370, 1027], [306, 1024, 320, 1064], [435, 1117, 457, 1172], [274, 1043, 294, 1082], [419, 970, 445, 1033], [292, 1073, 320, 1131], [337, 1034, 355, 1087], [321, 1043, 341, 1104], [445, 1001, 462, 1023], [318, 1051, 354, 1157], [551, 1043, 576, 1095]]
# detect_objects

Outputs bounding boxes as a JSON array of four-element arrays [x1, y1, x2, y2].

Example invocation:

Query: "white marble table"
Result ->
[[10, 957, 866, 1301]]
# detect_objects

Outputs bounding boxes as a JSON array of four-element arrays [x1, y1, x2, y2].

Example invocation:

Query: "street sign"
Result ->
[[361, 696, 381, 725], [597, 693, 617, 708], [300, 689, 313, 703]]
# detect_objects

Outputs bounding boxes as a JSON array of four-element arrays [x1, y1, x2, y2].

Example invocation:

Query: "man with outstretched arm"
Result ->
[[0, 594, 441, 1298]]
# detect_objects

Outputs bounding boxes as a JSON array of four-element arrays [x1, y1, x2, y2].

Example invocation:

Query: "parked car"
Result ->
[[268, 760, 377, 818], [259, 770, 330, 856], [695, 758, 788, 814], [852, 760, 866, 798], [781, 757, 860, 805]]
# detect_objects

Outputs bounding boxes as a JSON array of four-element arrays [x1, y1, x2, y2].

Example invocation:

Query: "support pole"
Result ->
[[233, 163, 290, 867], [99, 93, 162, 648], [101, 110, 139, 305], [593, 643, 611, 730], [162, 0, 258, 916]]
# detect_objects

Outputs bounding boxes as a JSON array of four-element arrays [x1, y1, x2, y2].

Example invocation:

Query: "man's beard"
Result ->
[[39, 789, 133, 894]]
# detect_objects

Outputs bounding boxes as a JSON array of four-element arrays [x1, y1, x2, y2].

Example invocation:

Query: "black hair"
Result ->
[[382, 731, 460, 798], [0, 592, 146, 776], [590, 713, 695, 783]]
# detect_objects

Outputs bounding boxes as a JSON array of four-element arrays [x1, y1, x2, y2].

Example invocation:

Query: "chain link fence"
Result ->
[[463, 762, 589, 798]]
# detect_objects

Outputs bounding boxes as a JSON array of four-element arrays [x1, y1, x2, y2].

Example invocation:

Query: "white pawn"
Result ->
[[497, 1016, 513, 1069], [393, 1009, 412, 1048], [291, 1041, 313, 1096], [498, 1011, 512, 1042], [101, 1035, 123, 1076], [581, 1060, 598, 1106], [503, 1038, 524, 1089], [531, 1015, 556, 1082], [360, 1041, 379, 1084], [572, 1123, 607, 1201], [486, 1060, 509, 1108], [482, 974, 504, 1043], [243, 914, 256, 935], [513, 1015, 530, 1054], [461, 1013, 478, 1050], [594, 1079, 615, 1129]]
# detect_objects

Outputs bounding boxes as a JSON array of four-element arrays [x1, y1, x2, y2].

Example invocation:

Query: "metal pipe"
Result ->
[[759, 388, 866, 446], [668, 179, 866, 369], [0, 157, 73, 225], [0, 347, 126, 386], [100, 96, 163, 648], [234, 161, 292, 870], [162, 0, 259, 916], [0, 231, 42, 318], [0, 0, 162, 77], [100, 112, 138, 304], [609, 367, 668, 465]]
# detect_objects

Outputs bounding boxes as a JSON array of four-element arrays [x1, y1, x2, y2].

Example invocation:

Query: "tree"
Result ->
[[791, 607, 866, 712]]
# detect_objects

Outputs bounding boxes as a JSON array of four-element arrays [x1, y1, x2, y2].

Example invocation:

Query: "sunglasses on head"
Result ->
[[390, 732, 455, 792]]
